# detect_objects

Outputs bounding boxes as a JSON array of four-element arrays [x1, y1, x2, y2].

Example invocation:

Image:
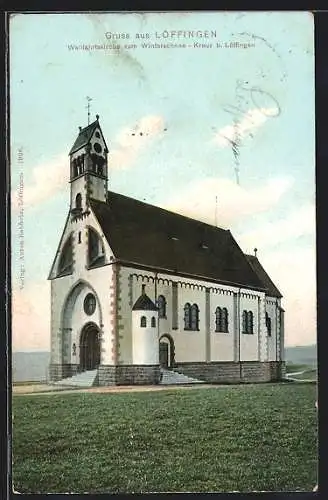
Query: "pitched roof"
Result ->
[[69, 121, 98, 155], [69, 119, 109, 155], [132, 293, 158, 311], [89, 192, 268, 292], [245, 255, 282, 298]]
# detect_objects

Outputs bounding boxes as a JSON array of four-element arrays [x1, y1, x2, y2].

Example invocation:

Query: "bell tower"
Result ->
[[69, 115, 108, 216]]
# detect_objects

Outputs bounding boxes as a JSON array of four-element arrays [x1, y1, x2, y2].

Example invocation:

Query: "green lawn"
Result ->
[[12, 383, 318, 493]]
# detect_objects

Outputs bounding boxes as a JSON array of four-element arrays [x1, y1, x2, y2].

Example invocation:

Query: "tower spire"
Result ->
[[86, 96, 92, 125], [214, 196, 218, 226]]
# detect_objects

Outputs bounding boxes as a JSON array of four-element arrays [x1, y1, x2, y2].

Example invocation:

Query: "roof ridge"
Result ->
[[80, 120, 98, 133], [69, 120, 99, 155], [90, 192, 229, 234], [132, 293, 158, 311], [89, 192, 271, 292], [245, 254, 282, 298]]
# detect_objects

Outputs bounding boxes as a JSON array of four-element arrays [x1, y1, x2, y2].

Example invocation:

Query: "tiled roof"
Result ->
[[132, 294, 158, 311], [69, 120, 98, 155], [245, 254, 282, 298], [90, 192, 269, 292]]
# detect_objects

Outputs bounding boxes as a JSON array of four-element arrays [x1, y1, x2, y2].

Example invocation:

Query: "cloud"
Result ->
[[109, 115, 165, 169], [12, 282, 51, 352], [235, 204, 316, 346], [260, 247, 316, 347], [162, 175, 293, 227], [11, 115, 165, 211], [163, 175, 316, 348], [213, 107, 278, 148], [238, 203, 315, 252], [11, 154, 68, 212]]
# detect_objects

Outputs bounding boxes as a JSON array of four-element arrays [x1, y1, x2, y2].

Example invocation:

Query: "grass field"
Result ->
[[12, 383, 318, 493]]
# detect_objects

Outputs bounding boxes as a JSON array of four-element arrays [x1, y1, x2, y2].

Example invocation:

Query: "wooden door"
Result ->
[[159, 342, 169, 368]]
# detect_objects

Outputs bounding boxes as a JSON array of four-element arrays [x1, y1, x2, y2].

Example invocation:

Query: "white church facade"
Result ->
[[48, 117, 285, 385]]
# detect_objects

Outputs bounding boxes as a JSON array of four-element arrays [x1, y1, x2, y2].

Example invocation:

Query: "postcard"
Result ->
[[10, 11, 317, 494]]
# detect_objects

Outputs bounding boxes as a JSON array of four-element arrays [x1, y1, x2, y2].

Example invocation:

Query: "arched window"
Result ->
[[88, 227, 105, 267], [221, 308, 228, 333], [184, 303, 191, 330], [89, 228, 99, 262], [266, 312, 272, 337], [191, 303, 199, 331], [76, 155, 84, 175], [75, 193, 82, 210], [216, 307, 228, 333], [58, 235, 73, 276], [247, 311, 254, 334], [73, 159, 78, 178], [215, 307, 222, 332], [76, 156, 81, 175], [140, 316, 147, 328], [243, 310, 254, 334], [151, 316, 156, 328], [158, 295, 166, 319], [242, 310, 248, 333]]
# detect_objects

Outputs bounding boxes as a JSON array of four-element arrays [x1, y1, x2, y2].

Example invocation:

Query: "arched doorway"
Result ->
[[79, 323, 100, 371], [60, 280, 103, 368], [159, 334, 175, 369]]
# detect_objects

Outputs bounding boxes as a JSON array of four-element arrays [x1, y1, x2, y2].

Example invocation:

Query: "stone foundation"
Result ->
[[98, 364, 160, 386], [174, 361, 286, 384], [49, 361, 285, 385], [269, 360, 286, 381], [49, 364, 79, 381]]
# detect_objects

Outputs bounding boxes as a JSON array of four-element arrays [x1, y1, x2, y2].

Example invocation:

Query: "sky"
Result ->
[[10, 11, 315, 351]]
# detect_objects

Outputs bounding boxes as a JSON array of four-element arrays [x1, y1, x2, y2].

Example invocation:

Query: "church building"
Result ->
[[48, 117, 285, 386]]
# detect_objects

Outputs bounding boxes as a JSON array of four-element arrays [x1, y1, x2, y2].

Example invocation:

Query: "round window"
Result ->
[[84, 293, 96, 315], [94, 142, 102, 154], [95, 131, 100, 138]]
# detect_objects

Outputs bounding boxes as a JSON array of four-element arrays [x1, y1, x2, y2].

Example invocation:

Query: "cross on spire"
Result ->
[[86, 96, 92, 125]]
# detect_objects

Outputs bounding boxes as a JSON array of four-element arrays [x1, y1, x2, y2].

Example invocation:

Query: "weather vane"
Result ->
[[86, 96, 92, 125]]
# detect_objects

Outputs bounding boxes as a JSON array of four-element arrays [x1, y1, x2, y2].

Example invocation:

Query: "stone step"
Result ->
[[161, 370, 200, 380], [53, 368, 203, 387], [53, 369, 98, 387], [160, 368, 204, 385]]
